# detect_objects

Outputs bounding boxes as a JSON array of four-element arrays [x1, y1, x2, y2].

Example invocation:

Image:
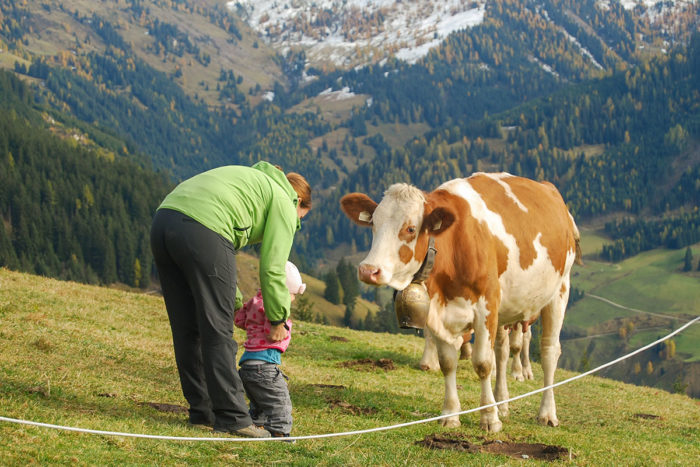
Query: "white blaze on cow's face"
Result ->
[[360, 184, 426, 290]]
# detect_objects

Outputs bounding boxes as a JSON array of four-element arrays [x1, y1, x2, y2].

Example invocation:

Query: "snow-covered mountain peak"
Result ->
[[227, 0, 486, 68], [227, 0, 697, 71]]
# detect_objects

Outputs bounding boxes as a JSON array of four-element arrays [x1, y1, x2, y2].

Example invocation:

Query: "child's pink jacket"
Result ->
[[234, 290, 292, 352]]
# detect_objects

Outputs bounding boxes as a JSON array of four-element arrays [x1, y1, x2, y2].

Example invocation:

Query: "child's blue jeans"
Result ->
[[239, 362, 292, 435]]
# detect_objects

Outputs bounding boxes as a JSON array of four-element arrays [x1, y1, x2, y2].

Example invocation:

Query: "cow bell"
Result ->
[[394, 282, 430, 329]]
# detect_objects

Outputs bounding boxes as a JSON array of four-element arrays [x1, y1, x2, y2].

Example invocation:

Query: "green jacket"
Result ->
[[158, 161, 300, 323]]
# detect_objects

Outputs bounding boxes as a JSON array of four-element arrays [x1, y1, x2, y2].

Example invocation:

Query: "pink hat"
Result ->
[[285, 261, 306, 295]]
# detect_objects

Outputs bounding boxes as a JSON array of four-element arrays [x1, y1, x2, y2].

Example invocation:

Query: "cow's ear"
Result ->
[[340, 193, 377, 227], [422, 206, 455, 235]]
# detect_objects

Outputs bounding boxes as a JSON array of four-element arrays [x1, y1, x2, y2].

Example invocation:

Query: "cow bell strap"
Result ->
[[412, 236, 436, 283]]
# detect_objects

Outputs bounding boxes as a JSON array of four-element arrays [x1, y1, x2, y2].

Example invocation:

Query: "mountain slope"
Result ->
[[0, 0, 284, 108], [2, 0, 696, 184], [1, 267, 699, 464], [233, 0, 488, 68], [232, 0, 698, 70], [0, 70, 171, 286]]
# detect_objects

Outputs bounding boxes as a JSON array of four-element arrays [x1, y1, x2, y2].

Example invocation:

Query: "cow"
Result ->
[[340, 172, 581, 432]]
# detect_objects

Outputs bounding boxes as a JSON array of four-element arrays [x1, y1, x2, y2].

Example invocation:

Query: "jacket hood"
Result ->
[[252, 161, 298, 207], [252, 161, 301, 231]]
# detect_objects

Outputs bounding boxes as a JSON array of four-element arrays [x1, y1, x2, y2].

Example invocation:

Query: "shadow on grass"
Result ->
[[0, 376, 195, 430]]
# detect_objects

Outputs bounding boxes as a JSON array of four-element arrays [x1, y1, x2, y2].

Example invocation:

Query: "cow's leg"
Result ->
[[510, 322, 525, 381], [459, 331, 473, 360], [472, 316, 501, 432], [538, 284, 568, 427], [435, 337, 461, 428], [494, 325, 510, 418], [521, 326, 534, 380], [419, 328, 440, 371]]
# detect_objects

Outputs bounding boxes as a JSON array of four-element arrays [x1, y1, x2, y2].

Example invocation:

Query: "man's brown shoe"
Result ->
[[215, 424, 271, 438]]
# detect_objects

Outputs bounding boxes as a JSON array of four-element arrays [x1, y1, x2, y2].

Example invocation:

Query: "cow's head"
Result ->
[[340, 184, 455, 290]]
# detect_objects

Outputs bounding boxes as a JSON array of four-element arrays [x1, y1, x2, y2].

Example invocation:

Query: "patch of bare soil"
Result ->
[[140, 402, 188, 414], [339, 358, 395, 371], [329, 335, 349, 342], [417, 433, 572, 461], [327, 399, 377, 416], [26, 385, 49, 397], [633, 413, 661, 420]]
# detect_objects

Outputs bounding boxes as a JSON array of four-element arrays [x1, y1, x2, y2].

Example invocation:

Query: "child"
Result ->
[[234, 261, 306, 439]]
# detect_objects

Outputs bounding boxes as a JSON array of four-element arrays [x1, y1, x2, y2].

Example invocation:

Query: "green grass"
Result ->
[[560, 234, 700, 398], [567, 237, 700, 356], [1, 268, 699, 465]]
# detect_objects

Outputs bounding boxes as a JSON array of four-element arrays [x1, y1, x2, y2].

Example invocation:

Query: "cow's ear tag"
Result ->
[[432, 219, 442, 231], [359, 211, 372, 223]]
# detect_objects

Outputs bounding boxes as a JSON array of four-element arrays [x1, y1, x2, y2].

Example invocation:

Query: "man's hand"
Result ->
[[268, 323, 288, 342]]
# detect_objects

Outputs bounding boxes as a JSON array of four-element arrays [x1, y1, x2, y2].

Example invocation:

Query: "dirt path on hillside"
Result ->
[[585, 293, 684, 321]]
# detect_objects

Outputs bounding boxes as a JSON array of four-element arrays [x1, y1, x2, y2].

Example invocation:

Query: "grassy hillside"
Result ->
[[1, 268, 698, 465], [570, 233, 699, 335]]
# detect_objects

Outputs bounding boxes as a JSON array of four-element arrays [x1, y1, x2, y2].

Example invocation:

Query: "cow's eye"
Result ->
[[406, 226, 415, 234]]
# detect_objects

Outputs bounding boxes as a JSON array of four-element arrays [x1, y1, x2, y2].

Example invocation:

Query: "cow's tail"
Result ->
[[570, 212, 584, 266]]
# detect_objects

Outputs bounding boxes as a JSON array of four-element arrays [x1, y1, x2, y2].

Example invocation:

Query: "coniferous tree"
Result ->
[[342, 306, 353, 328], [682, 247, 693, 272], [0, 222, 19, 269], [364, 311, 375, 332], [323, 270, 341, 304], [337, 258, 359, 311], [376, 301, 400, 333]]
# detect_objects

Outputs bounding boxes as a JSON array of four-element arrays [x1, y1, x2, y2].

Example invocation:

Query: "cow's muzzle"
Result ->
[[394, 282, 430, 329], [358, 264, 381, 284]]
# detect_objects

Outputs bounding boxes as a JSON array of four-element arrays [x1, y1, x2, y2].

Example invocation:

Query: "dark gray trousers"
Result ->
[[150, 208, 252, 431], [239, 363, 293, 435]]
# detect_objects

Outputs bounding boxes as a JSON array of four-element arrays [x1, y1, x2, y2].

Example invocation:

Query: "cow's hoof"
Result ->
[[480, 419, 503, 433], [512, 373, 524, 382], [439, 417, 460, 428], [524, 369, 534, 380], [537, 414, 559, 427], [419, 363, 438, 371], [497, 404, 509, 418]]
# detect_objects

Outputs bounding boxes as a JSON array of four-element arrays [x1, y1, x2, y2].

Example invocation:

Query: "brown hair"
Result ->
[[286, 172, 312, 209]]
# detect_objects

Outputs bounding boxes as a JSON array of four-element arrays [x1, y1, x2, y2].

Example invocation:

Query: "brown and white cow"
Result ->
[[340, 172, 581, 432]]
